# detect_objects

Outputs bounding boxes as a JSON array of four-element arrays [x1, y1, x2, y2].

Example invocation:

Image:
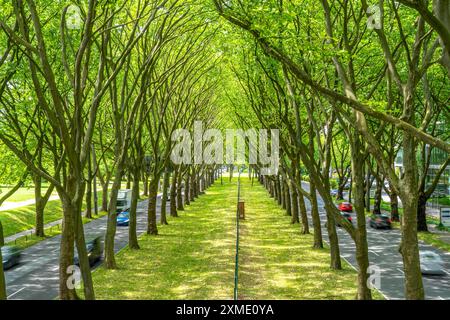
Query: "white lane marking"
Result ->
[[370, 250, 379, 256], [397, 268, 404, 274], [7, 287, 25, 299]]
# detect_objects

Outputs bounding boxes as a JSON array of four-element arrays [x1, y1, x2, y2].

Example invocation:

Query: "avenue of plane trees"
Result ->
[[0, 0, 449, 300]]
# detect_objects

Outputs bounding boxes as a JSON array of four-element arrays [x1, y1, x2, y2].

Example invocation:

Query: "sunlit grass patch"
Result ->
[[90, 177, 382, 300], [238, 178, 384, 300], [91, 181, 238, 300]]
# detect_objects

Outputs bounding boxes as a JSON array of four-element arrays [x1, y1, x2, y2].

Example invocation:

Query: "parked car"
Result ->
[[74, 236, 103, 267], [1, 246, 21, 270], [369, 214, 392, 229], [338, 202, 353, 212], [330, 189, 338, 197], [117, 209, 130, 226], [420, 251, 446, 275]]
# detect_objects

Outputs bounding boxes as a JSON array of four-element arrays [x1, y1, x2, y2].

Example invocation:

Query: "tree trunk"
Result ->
[[85, 179, 92, 219], [184, 173, 190, 206], [417, 191, 428, 232], [170, 170, 178, 217], [390, 189, 400, 222], [126, 172, 131, 189], [0, 221, 6, 300], [190, 170, 196, 201], [177, 170, 184, 211], [373, 175, 382, 215], [58, 194, 79, 300], [101, 182, 108, 212], [74, 198, 95, 300], [34, 175, 45, 237], [310, 181, 324, 249], [147, 178, 159, 235], [352, 137, 372, 300], [285, 181, 292, 216], [399, 129, 424, 299], [143, 174, 149, 196], [291, 181, 300, 224], [336, 182, 345, 200], [129, 168, 140, 250], [365, 167, 371, 210], [104, 172, 123, 269], [85, 151, 92, 219], [298, 189, 309, 234], [275, 175, 282, 205]]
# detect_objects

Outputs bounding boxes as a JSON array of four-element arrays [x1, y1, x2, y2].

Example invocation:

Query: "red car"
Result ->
[[338, 202, 353, 212]]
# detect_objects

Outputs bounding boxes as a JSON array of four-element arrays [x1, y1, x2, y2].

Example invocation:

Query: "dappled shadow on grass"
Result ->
[[92, 181, 239, 300], [0, 201, 64, 237]]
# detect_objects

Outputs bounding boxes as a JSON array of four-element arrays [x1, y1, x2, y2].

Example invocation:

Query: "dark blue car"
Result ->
[[117, 209, 130, 226]]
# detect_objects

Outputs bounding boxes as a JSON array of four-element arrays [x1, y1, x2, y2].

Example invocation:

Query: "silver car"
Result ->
[[420, 251, 446, 276]]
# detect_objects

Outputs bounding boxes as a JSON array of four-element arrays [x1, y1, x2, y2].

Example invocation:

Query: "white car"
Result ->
[[420, 251, 446, 275]]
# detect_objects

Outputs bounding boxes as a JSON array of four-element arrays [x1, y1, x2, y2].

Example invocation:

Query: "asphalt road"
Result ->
[[304, 182, 450, 300], [4, 196, 167, 300]]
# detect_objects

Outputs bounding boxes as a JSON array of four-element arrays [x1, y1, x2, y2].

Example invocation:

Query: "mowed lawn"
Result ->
[[91, 177, 380, 300], [0, 200, 63, 237], [238, 178, 382, 299], [0, 191, 105, 238]]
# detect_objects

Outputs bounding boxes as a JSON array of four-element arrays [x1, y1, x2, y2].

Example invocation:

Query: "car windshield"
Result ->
[[118, 213, 128, 218]]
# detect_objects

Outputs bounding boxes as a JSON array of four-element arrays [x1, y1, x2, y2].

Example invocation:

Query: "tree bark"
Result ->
[[0, 221, 6, 300], [373, 174, 382, 215], [291, 180, 300, 224], [170, 169, 178, 217], [58, 194, 79, 300], [147, 178, 159, 235], [298, 188, 309, 234], [160, 169, 169, 225], [129, 167, 140, 250], [284, 180, 292, 216], [184, 173, 191, 206], [310, 181, 324, 249], [352, 136, 372, 299], [399, 130, 424, 299], [101, 182, 108, 212], [177, 170, 184, 211], [417, 191, 428, 232], [390, 187, 400, 222], [34, 174, 45, 237]]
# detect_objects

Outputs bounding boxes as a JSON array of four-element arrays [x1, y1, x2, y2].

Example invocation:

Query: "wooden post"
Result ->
[[238, 200, 245, 220]]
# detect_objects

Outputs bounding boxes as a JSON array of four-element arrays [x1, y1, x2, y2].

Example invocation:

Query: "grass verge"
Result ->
[[91, 181, 237, 299], [417, 232, 450, 253], [238, 179, 383, 299], [6, 211, 108, 250]]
